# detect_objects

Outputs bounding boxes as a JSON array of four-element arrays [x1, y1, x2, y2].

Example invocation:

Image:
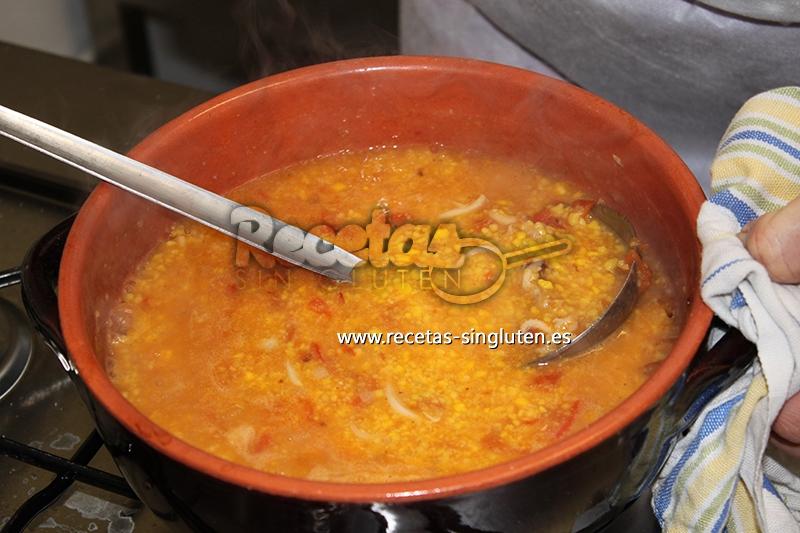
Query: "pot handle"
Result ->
[[621, 323, 757, 503], [674, 323, 757, 432], [18, 215, 75, 361]]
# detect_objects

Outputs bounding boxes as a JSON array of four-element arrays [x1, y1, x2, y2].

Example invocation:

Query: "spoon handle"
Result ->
[[0, 105, 360, 281]]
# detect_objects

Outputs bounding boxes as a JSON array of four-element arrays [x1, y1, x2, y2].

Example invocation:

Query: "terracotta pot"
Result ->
[[22, 57, 755, 532]]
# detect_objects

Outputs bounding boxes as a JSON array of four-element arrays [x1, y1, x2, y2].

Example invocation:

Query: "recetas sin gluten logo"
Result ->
[[232, 207, 571, 304]]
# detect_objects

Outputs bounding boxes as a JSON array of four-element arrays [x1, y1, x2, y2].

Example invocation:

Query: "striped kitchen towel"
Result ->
[[652, 87, 800, 532]]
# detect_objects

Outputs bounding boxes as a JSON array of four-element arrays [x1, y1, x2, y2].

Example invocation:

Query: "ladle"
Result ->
[[0, 105, 361, 282]]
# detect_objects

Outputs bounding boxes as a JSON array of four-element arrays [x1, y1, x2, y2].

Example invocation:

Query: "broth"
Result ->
[[105, 146, 678, 482]]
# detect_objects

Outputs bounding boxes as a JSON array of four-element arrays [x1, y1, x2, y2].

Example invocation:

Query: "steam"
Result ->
[[231, 0, 397, 79], [232, 0, 345, 78]]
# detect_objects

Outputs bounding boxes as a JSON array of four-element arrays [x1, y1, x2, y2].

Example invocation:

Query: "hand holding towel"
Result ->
[[652, 87, 800, 532]]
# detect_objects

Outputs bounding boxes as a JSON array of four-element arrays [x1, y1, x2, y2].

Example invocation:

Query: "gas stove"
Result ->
[[0, 41, 209, 533], [0, 191, 147, 531], [0, 42, 660, 532]]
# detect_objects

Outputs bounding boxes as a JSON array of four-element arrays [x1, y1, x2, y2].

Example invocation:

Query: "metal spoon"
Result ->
[[0, 105, 361, 282], [530, 203, 640, 365]]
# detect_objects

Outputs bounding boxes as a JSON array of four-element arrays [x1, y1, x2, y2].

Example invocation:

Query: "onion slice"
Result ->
[[422, 410, 442, 422], [261, 337, 279, 351], [439, 195, 487, 219], [454, 246, 493, 268], [349, 422, 375, 440], [521, 261, 543, 290], [520, 318, 552, 334], [285, 360, 303, 387], [385, 384, 420, 420], [489, 209, 517, 225]]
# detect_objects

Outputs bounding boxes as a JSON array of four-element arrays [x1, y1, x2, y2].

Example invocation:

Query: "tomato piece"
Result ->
[[624, 249, 652, 293], [389, 212, 411, 226], [571, 199, 597, 218], [310, 342, 326, 363], [308, 297, 331, 317], [297, 398, 317, 422], [351, 394, 364, 407], [471, 215, 492, 232], [531, 209, 566, 229], [554, 400, 581, 439], [529, 370, 563, 388], [481, 431, 512, 453], [249, 432, 272, 454], [639, 261, 653, 293]]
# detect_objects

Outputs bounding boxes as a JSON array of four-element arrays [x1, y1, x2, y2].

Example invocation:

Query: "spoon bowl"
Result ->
[[530, 203, 640, 365]]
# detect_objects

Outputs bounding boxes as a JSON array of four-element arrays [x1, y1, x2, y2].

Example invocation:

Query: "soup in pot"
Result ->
[[105, 146, 678, 482]]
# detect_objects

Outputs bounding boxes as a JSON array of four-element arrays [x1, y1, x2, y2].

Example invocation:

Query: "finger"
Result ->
[[745, 196, 800, 284], [773, 391, 800, 445], [769, 432, 800, 460], [737, 221, 753, 246]]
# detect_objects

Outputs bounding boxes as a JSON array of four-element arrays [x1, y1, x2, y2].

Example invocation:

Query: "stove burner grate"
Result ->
[[0, 270, 137, 533], [0, 431, 137, 533], [0, 296, 33, 400]]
